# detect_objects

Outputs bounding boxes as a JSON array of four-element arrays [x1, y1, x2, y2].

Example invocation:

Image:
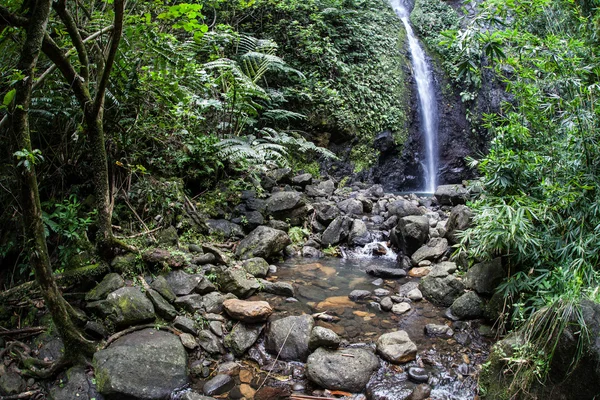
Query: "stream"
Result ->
[[250, 252, 493, 399]]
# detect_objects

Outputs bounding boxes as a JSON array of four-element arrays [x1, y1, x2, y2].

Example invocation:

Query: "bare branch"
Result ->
[[53, 0, 90, 83], [0, 5, 28, 28]]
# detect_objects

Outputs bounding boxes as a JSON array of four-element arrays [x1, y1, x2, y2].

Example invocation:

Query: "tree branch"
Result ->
[[53, 0, 90, 83], [0, 5, 28, 28], [92, 0, 124, 118]]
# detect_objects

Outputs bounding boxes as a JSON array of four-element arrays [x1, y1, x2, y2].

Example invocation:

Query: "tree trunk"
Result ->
[[11, 0, 95, 362]]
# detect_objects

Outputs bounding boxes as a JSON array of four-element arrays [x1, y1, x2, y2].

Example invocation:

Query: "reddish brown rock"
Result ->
[[222, 299, 273, 323]]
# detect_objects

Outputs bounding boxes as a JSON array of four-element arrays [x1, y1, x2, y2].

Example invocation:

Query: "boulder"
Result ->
[[376, 330, 418, 363], [265, 315, 314, 361], [309, 326, 340, 349], [424, 324, 453, 336], [321, 216, 352, 247], [197, 330, 225, 355], [235, 226, 291, 260], [445, 205, 473, 244], [429, 261, 457, 278], [392, 302, 412, 315], [165, 270, 202, 296], [388, 199, 422, 218], [434, 184, 469, 206], [302, 246, 323, 258], [305, 180, 335, 197], [306, 347, 379, 392], [224, 323, 264, 356], [93, 329, 187, 399], [241, 257, 270, 278], [419, 275, 465, 306], [142, 248, 188, 269], [338, 199, 363, 215], [410, 238, 449, 265], [451, 291, 484, 319], [348, 219, 371, 246], [464, 258, 504, 295], [106, 287, 155, 328], [86, 273, 124, 302], [206, 219, 244, 239], [266, 191, 304, 214], [257, 279, 295, 297], [366, 266, 407, 278], [222, 299, 273, 323], [150, 276, 176, 303], [146, 289, 177, 321], [312, 202, 341, 224], [203, 374, 234, 396], [173, 316, 197, 335], [202, 244, 231, 265], [0, 371, 25, 396], [292, 173, 313, 186], [214, 265, 260, 298], [391, 216, 430, 255], [49, 366, 101, 400], [174, 294, 203, 313]]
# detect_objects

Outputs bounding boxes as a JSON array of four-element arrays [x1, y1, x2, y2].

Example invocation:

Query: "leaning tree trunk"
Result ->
[[11, 0, 95, 363]]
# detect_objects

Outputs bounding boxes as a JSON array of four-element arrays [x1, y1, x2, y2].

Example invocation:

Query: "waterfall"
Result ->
[[390, 0, 439, 193]]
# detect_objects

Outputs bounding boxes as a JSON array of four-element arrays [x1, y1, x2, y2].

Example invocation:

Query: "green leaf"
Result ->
[[3, 89, 16, 106]]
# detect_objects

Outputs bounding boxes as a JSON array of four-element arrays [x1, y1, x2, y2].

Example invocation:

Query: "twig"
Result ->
[[257, 321, 297, 391], [0, 327, 46, 336], [103, 324, 180, 349], [121, 194, 156, 241], [0, 390, 41, 400], [115, 226, 161, 239]]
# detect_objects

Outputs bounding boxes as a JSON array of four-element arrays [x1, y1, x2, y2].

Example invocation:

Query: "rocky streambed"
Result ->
[[0, 171, 504, 400]]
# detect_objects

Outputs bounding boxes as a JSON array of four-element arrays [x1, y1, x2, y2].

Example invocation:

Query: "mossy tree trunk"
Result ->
[[11, 0, 95, 362]]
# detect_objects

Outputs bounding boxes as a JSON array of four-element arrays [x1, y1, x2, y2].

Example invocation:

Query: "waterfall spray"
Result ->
[[390, 0, 438, 193]]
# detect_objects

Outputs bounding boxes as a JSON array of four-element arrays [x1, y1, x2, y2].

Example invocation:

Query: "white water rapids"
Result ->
[[390, 0, 439, 193]]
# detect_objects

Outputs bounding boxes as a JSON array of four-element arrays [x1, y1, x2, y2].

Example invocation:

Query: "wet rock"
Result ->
[[372, 278, 384, 286], [49, 365, 101, 400], [366, 266, 407, 278], [206, 219, 244, 239], [146, 289, 178, 321], [388, 199, 422, 218], [241, 257, 270, 278], [255, 386, 292, 400], [424, 324, 453, 336], [235, 226, 291, 260], [306, 347, 379, 392], [197, 330, 225, 355], [407, 289, 423, 301], [419, 274, 465, 306], [173, 316, 197, 335], [258, 279, 295, 297], [165, 270, 202, 296], [224, 323, 264, 356], [392, 302, 411, 315], [410, 238, 448, 265], [203, 374, 234, 396], [434, 184, 469, 206], [0, 370, 25, 395], [210, 320, 223, 337], [106, 287, 155, 328], [391, 216, 429, 255], [376, 330, 417, 364], [349, 290, 372, 301], [86, 273, 124, 301], [151, 275, 176, 303], [374, 288, 391, 297], [222, 299, 273, 323], [265, 314, 314, 361], [407, 384, 431, 400], [407, 367, 429, 383], [180, 333, 198, 350], [266, 191, 304, 214], [464, 258, 504, 295], [93, 329, 187, 399], [180, 392, 214, 400], [349, 219, 371, 246], [380, 297, 394, 311], [214, 265, 260, 298], [339, 199, 363, 215], [445, 205, 473, 244], [451, 291, 484, 319], [309, 326, 341, 349], [321, 216, 352, 247], [398, 281, 420, 297]]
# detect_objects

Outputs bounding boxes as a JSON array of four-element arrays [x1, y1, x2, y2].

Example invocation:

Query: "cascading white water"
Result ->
[[390, 0, 438, 193]]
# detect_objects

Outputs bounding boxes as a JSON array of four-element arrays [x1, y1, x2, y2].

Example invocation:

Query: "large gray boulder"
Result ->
[[348, 219, 371, 246], [306, 347, 379, 392], [305, 180, 335, 197], [410, 238, 449, 265], [86, 273, 124, 302], [224, 323, 264, 356], [338, 198, 363, 215], [93, 329, 187, 399], [214, 265, 260, 298], [391, 216, 429, 255], [266, 191, 304, 214], [434, 184, 469, 206], [376, 330, 418, 364], [235, 226, 291, 260], [241, 257, 270, 278], [445, 204, 473, 244], [106, 287, 155, 328], [387, 199, 422, 218], [419, 275, 465, 306], [265, 314, 314, 361], [321, 216, 352, 247], [206, 219, 244, 239], [165, 270, 202, 296], [49, 366, 101, 400], [451, 291, 484, 319], [312, 202, 341, 224], [145, 289, 177, 321], [464, 258, 505, 295]]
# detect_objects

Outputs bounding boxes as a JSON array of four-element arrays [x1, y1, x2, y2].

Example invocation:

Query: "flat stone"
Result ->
[[0, 370, 25, 395], [180, 333, 198, 350], [203, 374, 234, 396], [392, 302, 412, 315], [407, 289, 423, 301], [424, 324, 453, 336], [222, 299, 273, 323], [366, 266, 407, 278], [165, 270, 202, 296], [411, 238, 449, 265], [409, 267, 431, 277], [197, 330, 225, 355], [258, 279, 295, 297], [349, 290, 371, 301]]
